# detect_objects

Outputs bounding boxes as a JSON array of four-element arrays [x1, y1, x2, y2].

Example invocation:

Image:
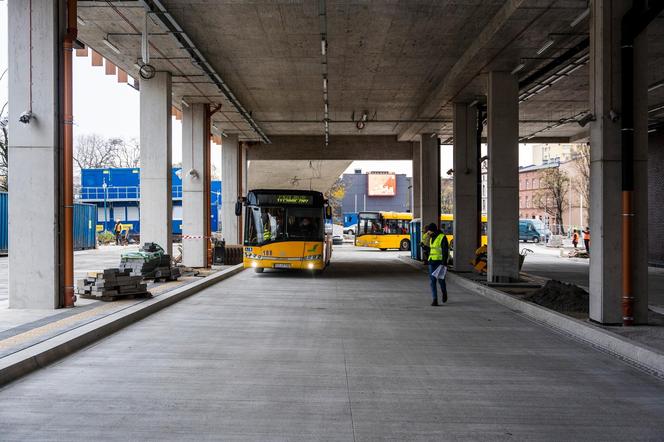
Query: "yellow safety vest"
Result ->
[[429, 234, 445, 261]]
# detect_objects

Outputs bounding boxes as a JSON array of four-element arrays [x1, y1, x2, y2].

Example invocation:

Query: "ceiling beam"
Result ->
[[248, 136, 414, 161]]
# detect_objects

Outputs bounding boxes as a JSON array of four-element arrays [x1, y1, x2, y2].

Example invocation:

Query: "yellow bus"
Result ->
[[236, 190, 332, 273], [355, 211, 413, 250], [355, 212, 488, 251]]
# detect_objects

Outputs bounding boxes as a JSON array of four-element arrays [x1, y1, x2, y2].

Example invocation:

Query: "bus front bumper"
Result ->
[[244, 258, 325, 271]]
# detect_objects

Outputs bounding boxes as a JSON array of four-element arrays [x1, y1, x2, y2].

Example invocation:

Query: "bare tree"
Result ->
[[112, 137, 140, 168], [74, 134, 141, 170], [534, 167, 569, 235], [440, 178, 453, 214], [573, 143, 590, 218]]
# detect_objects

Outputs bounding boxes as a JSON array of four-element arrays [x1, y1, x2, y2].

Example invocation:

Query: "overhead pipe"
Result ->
[[205, 104, 221, 266], [475, 103, 485, 249], [620, 0, 664, 326], [62, 0, 77, 308], [139, 0, 270, 144]]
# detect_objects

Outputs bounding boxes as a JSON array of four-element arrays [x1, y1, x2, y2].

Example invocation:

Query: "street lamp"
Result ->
[[102, 179, 108, 231]]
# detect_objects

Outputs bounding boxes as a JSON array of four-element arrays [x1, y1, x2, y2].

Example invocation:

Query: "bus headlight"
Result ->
[[308, 263, 315, 269], [251, 261, 258, 268]]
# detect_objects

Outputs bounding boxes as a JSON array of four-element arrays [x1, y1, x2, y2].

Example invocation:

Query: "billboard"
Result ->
[[367, 173, 396, 196]]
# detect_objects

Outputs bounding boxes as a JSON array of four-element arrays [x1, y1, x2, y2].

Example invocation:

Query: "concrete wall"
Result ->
[[589, 0, 648, 324], [340, 173, 411, 214], [140, 72, 173, 254], [649, 132, 664, 266], [453, 103, 479, 272], [420, 135, 440, 230], [486, 72, 519, 283], [8, 0, 63, 309], [221, 134, 240, 244], [181, 103, 207, 268]]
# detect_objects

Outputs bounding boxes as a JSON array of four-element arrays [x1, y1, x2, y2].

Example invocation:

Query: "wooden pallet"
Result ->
[[78, 290, 153, 302]]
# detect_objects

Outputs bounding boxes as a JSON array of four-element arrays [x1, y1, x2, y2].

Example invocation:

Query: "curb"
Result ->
[[446, 272, 664, 379], [0, 264, 245, 387]]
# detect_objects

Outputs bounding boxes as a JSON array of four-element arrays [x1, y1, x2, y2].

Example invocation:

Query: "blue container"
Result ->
[[409, 219, 421, 261], [0, 195, 96, 254], [73, 203, 97, 250], [0, 192, 7, 254]]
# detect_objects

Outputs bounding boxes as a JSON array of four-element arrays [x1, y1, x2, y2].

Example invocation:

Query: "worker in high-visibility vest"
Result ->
[[583, 227, 590, 253], [420, 224, 433, 262], [426, 222, 449, 306]]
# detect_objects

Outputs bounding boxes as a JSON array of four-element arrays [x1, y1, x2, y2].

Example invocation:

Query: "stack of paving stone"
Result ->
[[77, 268, 150, 301], [119, 242, 181, 281]]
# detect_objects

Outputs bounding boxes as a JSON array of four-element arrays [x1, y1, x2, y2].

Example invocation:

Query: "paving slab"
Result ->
[[0, 246, 663, 441]]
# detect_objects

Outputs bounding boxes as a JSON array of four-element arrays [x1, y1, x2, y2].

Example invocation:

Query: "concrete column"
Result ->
[[453, 103, 479, 272], [411, 142, 421, 218], [140, 72, 172, 254], [487, 71, 519, 283], [589, 0, 648, 324], [419, 134, 440, 231], [221, 133, 240, 243], [181, 103, 207, 267], [7, 0, 63, 308]]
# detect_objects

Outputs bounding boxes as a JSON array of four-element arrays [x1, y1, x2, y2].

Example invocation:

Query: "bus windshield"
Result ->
[[246, 206, 323, 245]]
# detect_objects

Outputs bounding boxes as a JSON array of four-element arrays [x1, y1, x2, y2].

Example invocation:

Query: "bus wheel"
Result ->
[[254, 268, 264, 273], [400, 239, 411, 251]]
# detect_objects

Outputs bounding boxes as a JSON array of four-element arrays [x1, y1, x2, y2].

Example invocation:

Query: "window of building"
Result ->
[[532, 179, 536, 189], [526, 196, 530, 208]]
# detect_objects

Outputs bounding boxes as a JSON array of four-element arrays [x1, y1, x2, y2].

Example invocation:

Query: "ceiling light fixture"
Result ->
[[569, 8, 590, 27], [648, 80, 664, 92], [536, 38, 555, 55], [76, 16, 86, 26], [103, 38, 121, 54], [321, 38, 327, 56], [511, 63, 525, 75]]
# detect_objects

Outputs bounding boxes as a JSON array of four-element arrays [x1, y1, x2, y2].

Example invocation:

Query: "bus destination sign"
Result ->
[[276, 195, 313, 205], [257, 194, 315, 206]]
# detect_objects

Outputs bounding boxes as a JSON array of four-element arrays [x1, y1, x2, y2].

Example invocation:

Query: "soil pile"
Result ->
[[524, 280, 589, 313]]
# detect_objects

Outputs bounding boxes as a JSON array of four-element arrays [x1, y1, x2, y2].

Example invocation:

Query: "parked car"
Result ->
[[343, 223, 357, 235], [333, 224, 344, 245], [519, 219, 550, 243]]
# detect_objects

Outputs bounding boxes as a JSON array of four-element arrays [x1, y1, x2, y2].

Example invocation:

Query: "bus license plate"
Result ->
[[273, 263, 291, 269]]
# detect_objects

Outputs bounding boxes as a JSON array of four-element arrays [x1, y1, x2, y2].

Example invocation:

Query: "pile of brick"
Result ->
[[119, 242, 181, 281], [77, 268, 150, 301]]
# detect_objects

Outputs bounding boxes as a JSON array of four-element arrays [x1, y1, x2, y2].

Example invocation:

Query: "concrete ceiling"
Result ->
[[77, 1, 664, 143], [247, 160, 351, 193]]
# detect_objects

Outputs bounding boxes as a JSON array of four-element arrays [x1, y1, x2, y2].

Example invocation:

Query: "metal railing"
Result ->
[[77, 186, 183, 201]]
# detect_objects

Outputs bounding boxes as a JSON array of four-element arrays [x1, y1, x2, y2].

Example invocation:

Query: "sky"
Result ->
[[0, 1, 533, 180]]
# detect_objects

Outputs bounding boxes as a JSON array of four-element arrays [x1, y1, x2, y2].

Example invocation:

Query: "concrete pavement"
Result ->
[[1, 246, 663, 440]]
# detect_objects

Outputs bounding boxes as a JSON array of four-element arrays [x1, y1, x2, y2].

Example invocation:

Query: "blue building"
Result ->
[[340, 170, 411, 226], [78, 167, 222, 235]]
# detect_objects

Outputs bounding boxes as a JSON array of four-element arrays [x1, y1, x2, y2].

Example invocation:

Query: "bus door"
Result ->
[[355, 213, 382, 247]]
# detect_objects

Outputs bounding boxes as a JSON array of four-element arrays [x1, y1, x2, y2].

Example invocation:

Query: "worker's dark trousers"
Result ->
[[584, 239, 590, 252], [428, 261, 447, 301]]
